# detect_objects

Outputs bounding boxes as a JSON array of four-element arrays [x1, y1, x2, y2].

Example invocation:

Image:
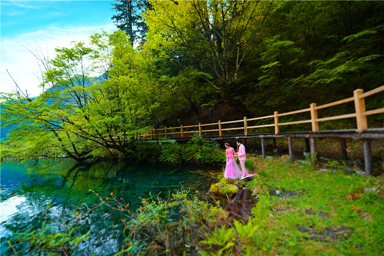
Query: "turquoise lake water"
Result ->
[[0, 159, 221, 255]]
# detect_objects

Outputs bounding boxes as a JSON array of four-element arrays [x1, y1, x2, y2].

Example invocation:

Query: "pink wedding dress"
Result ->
[[224, 148, 243, 179]]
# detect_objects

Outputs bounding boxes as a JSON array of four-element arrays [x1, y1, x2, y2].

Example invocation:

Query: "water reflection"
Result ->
[[218, 189, 256, 222], [0, 196, 26, 237], [0, 159, 221, 255]]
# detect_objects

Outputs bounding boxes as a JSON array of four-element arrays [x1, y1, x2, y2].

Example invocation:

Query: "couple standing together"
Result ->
[[224, 139, 255, 180]]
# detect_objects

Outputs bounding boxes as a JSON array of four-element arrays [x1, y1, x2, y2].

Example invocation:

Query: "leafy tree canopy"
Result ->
[[2, 1, 383, 161]]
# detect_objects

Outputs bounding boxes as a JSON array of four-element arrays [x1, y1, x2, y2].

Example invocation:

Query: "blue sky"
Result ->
[[1, 0, 118, 97]]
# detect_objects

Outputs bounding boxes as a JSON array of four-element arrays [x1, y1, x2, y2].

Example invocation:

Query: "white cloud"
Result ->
[[1, 23, 116, 97], [8, 2, 39, 9], [3, 9, 28, 16]]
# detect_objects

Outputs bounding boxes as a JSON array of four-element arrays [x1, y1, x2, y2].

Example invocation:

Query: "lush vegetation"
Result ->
[[6, 156, 384, 255], [1, 1, 383, 161], [243, 157, 384, 255], [2, 2, 383, 255], [128, 135, 225, 164]]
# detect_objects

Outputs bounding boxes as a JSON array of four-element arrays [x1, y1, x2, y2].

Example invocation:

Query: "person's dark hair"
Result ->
[[225, 143, 230, 147], [237, 139, 242, 144]]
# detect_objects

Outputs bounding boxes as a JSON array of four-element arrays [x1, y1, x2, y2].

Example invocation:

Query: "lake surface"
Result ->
[[0, 159, 221, 255]]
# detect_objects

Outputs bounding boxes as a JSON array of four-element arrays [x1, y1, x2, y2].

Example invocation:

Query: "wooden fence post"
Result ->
[[199, 123, 202, 137], [363, 139, 372, 176], [151, 127, 154, 140], [261, 138, 265, 158], [181, 125, 184, 138], [353, 89, 368, 131], [165, 127, 168, 138], [274, 111, 279, 135], [310, 103, 318, 167], [244, 117, 248, 136], [310, 137, 316, 168], [310, 103, 319, 132], [354, 89, 371, 174], [288, 136, 293, 162], [218, 120, 222, 137], [305, 138, 310, 153], [340, 138, 348, 161]]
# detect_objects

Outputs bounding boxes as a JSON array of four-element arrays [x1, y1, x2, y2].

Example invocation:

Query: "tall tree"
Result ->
[[0, 31, 169, 161], [111, 0, 150, 46], [144, 0, 274, 112]]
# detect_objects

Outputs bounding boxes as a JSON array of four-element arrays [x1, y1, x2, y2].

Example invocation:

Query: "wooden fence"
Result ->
[[143, 86, 384, 140]]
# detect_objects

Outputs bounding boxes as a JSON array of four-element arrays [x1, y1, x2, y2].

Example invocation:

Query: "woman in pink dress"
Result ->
[[224, 143, 243, 179]]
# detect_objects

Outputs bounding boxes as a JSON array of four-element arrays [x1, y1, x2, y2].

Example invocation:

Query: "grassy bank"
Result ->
[[120, 156, 384, 255], [240, 156, 384, 255], [122, 156, 384, 255], [6, 157, 384, 255]]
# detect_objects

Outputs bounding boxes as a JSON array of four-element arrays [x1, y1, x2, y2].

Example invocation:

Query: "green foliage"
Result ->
[[243, 157, 384, 255], [244, 1, 383, 126], [304, 152, 318, 170], [108, 188, 222, 255], [245, 159, 255, 170], [251, 193, 272, 220], [3, 1, 384, 162], [210, 171, 224, 182], [144, 0, 275, 99], [159, 141, 183, 164], [183, 135, 225, 164], [8, 157, 384, 255], [133, 141, 160, 163], [158, 135, 225, 165], [323, 157, 347, 171], [0, 30, 173, 161], [200, 225, 236, 256]]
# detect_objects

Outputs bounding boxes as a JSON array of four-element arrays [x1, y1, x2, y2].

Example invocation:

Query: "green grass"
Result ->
[[241, 156, 384, 255]]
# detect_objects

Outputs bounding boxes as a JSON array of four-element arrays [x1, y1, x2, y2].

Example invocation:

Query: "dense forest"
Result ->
[[1, 0, 383, 161]]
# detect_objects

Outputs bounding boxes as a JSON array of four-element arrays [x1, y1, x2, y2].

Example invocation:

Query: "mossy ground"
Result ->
[[241, 156, 384, 255]]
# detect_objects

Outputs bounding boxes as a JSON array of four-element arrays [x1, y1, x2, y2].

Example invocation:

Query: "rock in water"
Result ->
[[210, 178, 240, 196]]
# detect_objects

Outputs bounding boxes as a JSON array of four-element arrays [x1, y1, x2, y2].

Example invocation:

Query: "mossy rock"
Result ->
[[210, 181, 239, 196], [219, 177, 236, 185], [234, 180, 246, 189]]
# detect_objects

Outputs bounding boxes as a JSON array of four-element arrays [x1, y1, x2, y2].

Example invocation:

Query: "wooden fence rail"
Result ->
[[136, 86, 384, 176], [143, 86, 384, 140]]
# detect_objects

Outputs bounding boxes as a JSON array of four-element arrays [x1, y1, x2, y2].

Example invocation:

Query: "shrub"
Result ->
[[159, 141, 183, 164], [134, 141, 160, 162]]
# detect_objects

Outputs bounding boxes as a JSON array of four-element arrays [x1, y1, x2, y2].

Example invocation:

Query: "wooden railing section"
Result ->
[[142, 86, 384, 140]]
